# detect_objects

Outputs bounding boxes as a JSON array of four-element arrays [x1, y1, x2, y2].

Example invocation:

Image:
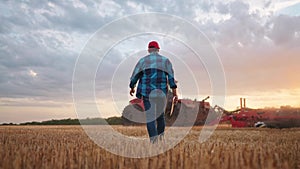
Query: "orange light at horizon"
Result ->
[[224, 89, 300, 110]]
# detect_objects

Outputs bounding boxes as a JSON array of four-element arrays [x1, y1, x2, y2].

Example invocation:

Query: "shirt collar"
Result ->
[[149, 51, 158, 55]]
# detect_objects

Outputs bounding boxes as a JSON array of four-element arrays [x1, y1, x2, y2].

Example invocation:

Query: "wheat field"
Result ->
[[0, 126, 299, 169]]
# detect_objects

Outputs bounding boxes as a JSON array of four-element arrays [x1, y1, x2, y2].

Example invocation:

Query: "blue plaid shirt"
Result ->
[[129, 52, 177, 98]]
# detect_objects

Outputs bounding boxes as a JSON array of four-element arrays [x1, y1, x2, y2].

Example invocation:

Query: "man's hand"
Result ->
[[129, 88, 135, 96], [172, 88, 178, 104], [173, 94, 178, 104]]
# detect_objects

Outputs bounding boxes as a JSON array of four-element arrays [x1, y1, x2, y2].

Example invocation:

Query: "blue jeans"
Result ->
[[143, 96, 166, 143]]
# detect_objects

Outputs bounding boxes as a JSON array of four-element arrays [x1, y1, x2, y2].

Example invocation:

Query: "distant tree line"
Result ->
[[1, 117, 123, 125]]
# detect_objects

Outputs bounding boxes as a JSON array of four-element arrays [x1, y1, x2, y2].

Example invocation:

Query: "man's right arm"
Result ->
[[129, 60, 143, 96], [166, 59, 177, 89]]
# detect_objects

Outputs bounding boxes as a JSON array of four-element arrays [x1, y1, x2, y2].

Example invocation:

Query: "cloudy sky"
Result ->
[[0, 0, 300, 123]]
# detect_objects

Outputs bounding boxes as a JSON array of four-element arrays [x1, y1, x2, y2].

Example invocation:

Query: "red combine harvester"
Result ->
[[210, 98, 300, 128], [123, 96, 300, 128]]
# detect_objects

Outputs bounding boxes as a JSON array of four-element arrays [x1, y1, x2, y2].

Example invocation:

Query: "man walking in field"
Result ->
[[129, 41, 178, 143]]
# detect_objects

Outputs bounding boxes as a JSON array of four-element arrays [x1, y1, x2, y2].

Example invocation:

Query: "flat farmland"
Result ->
[[0, 126, 299, 169]]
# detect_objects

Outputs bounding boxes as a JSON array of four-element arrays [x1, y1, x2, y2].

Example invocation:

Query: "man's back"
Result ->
[[130, 52, 176, 98]]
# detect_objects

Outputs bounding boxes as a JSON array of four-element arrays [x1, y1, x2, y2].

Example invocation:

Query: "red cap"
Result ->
[[148, 41, 160, 49]]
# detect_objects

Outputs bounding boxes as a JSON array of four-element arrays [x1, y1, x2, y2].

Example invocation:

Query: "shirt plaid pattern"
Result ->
[[129, 52, 177, 98]]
